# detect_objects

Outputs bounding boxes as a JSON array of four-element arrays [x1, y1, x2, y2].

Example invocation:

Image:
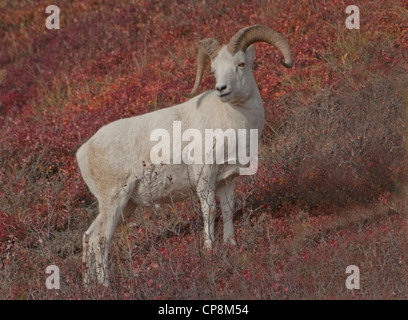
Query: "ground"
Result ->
[[0, 0, 407, 299]]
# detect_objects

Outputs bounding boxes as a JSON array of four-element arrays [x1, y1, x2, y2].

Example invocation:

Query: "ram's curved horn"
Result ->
[[180, 38, 221, 98], [227, 25, 293, 68]]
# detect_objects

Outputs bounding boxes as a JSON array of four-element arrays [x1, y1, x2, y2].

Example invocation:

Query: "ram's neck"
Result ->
[[224, 89, 264, 134]]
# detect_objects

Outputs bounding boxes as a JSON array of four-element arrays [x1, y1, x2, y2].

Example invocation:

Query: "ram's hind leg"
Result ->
[[83, 188, 134, 286]]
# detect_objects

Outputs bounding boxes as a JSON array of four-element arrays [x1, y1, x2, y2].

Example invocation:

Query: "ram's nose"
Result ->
[[215, 84, 231, 97], [216, 85, 227, 93]]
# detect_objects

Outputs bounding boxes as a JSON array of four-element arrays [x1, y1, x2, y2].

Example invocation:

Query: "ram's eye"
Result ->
[[238, 62, 245, 68]]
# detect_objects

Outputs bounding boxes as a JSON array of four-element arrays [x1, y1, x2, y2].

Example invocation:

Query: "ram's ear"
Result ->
[[245, 45, 255, 66]]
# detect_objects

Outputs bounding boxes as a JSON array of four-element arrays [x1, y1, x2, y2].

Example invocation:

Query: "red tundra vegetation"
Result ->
[[0, 0, 407, 299]]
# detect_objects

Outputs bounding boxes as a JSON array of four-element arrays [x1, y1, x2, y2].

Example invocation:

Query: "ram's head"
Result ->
[[181, 25, 293, 103]]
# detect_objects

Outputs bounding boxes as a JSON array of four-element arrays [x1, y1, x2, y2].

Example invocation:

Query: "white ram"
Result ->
[[76, 25, 293, 285]]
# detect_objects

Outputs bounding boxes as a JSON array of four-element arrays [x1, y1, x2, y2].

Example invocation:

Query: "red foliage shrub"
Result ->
[[254, 70, 408, 209], [0, 0, 407, 299], [0, 211, 24, 242]]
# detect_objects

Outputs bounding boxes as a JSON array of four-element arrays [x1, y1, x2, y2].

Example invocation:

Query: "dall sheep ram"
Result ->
[[76, 25, 293, 285]]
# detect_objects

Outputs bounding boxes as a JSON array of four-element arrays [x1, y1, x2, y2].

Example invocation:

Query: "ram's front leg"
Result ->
[[197, 183, 217, 250], [216, 180, 237, 246]]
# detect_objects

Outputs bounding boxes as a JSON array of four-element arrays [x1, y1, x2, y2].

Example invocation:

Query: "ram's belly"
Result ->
[[131, 164, 194, 206]]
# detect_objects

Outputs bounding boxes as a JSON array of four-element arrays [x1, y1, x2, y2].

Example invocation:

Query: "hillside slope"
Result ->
[[0, 0, 407, 299]]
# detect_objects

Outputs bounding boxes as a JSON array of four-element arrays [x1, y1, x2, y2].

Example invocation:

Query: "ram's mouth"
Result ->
[[219, 92, 232, 98]]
